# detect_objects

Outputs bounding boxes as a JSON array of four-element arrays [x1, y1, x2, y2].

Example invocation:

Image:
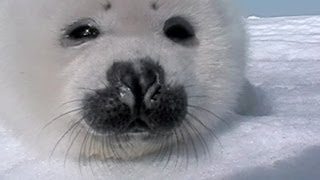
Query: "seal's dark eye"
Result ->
[[68, 25, 100, 40], [163, 16, 196, 45], [62, 19, 100, 47]]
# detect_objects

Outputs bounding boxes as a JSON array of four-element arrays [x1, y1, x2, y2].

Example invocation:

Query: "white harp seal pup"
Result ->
[[0, 0, 250, 161]]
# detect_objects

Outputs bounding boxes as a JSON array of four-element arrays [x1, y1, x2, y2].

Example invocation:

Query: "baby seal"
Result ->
[[0, 0, 248, 161]]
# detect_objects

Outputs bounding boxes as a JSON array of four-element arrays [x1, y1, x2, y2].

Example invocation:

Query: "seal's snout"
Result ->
[[82, 58, 188, 135], [107, 58, 165, 109]]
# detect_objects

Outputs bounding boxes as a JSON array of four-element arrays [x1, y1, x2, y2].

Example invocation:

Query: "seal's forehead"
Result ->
[[103, 0, 209, 35], [109, 0, 202, 9], [19, 0, 222, 33], [45, 0, 206, 14], [29, 0, 214, 20], [40, 0, 210, 25]]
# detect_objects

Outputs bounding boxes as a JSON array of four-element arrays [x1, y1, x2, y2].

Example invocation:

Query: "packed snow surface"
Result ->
[[1, 16, 320, 179]]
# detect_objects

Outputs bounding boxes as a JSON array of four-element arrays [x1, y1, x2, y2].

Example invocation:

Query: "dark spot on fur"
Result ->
[[151, 2, 159, 10], [104, 1, 112, 11]]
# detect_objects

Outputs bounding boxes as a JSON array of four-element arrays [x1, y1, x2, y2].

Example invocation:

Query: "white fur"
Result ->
[[0, 0, 247, 160]]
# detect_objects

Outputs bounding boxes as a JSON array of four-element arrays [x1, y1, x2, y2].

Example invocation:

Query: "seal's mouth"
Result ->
[[127, 118, 152, 133], [82, 58, 188, 136]]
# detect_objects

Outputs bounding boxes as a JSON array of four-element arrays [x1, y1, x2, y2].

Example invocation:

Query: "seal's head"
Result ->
[[0, 0, 246, 160]]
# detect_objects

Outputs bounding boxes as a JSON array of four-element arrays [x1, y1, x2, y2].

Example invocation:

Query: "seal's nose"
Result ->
[[83, 58, 187, 134], [106, 58, 165, 111]]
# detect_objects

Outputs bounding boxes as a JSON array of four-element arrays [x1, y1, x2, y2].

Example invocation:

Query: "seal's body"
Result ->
[[0, 0, 247, 160]]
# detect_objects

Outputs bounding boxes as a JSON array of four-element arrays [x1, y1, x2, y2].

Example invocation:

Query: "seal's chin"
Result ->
[[94, 130, 153, 141], [83, 125, 172, 160], [90, 117, 172, 142]]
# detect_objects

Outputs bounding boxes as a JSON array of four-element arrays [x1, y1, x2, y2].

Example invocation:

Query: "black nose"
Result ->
[[107, 58, 165, 110], [82, 58, 187, 134]]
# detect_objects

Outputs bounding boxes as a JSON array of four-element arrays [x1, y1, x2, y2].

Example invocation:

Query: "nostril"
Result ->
[[107, 61, 136, 87], [150, 85, 161, 101], [144, 83, 162, 108], [106, 59, 165, 110], [120, 73, 139, 91], [139, 58, 165, 89], [140, 70, 157, 91]]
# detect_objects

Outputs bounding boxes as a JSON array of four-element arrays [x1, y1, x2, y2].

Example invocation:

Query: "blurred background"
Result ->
[[238, 0, 320, 17]]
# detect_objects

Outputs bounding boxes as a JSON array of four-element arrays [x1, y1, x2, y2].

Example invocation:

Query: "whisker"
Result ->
[[98, 78, 109, 90], [78, 87, 99, 93], [78, 120, 92, 173], [187, 112, 223, 151], [167, 60, 194, 85], [183, 84, 197, 89], [161, 134, 173, 170], [68, 118, 84, 142], [185, 118, 210, 158], [181, 123, 199, 166], [176, 125, 189, 169], [172, 129, 181, 168], [188, 95, 215, 99], [58, 99, 86, 108], [50, 120, 82, 160], [92, 134, 102, 168], [108, 134, 125, 165], [42, 107, 85, 132], [101, 135, 109, 167], [64, 119, 84, 168], [88, 131, 96, 174], [153, 134, 167, 163], [159, 135, 170, 164], [115, 135, 126, 160], [108, 135, 119, 162], [188, 104, 230, 127]]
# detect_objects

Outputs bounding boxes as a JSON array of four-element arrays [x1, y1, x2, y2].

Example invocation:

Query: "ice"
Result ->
[[247, 16, 261, 20], [1, 16, 320, 179]]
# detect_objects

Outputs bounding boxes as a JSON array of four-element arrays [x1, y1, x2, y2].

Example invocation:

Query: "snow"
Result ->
[[247, 16, 261, 20], [1, 15, 320, 179]]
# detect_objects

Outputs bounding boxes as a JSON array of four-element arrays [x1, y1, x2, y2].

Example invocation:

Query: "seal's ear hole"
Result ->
[[62, 19, 100, 47], [163, 16, 196, 44]]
